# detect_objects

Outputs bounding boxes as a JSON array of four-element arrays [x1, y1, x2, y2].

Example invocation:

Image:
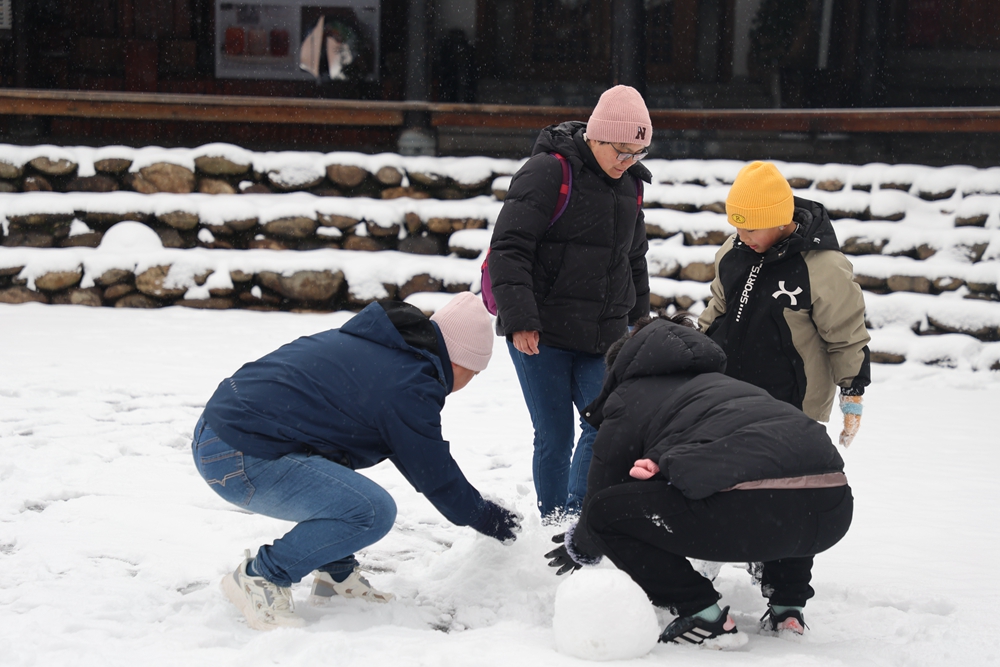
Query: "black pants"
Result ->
[[582, 481, 853, 616]]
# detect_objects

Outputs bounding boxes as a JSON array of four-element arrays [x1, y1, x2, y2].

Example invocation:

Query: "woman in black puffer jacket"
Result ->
[[488, 85, 652, 519]]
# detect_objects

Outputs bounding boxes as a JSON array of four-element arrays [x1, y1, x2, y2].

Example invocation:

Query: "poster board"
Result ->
[[215, 0, 380, 81], [0, 0, 13, 40]]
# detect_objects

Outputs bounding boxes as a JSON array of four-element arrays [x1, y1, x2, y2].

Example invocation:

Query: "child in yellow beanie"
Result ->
[[698, 161, 871, 447]]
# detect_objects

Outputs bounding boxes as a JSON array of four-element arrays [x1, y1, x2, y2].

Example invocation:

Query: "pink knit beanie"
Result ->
[[431, 292, 494, 372], [586, 85, 652, 147]]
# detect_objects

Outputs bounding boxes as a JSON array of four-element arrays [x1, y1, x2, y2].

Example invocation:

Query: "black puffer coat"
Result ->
[[488, 121, 651, 355], [573, 319, 846, 554]]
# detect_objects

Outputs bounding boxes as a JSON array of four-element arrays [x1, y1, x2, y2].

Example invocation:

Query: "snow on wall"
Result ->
[[2, 145, 1000, 369]]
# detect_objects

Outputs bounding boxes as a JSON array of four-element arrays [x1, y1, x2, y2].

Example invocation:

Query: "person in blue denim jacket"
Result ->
[[192, 292, 520, 631]]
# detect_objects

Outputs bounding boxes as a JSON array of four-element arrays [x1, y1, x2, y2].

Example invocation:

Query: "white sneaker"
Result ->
[[220, 549, 306, 631], [308, 568, 394, 605]]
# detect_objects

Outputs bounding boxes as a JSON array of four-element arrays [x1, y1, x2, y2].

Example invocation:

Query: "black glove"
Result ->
[[544, 524, 602, 575], [473, 500, 521, 543], [545, 533, 582, 575]]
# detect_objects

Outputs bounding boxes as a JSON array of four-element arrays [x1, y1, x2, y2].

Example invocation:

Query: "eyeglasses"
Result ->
[[609, 144, 648, 163], [584, 133, 649, 162]]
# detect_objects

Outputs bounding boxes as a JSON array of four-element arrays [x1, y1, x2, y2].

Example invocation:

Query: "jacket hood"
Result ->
[[341, 301, 453, 390], [532, 121, 652, 185], [584, 319, 727, 425], [789, 196, 840, 252], [611, 319, 727, 382]]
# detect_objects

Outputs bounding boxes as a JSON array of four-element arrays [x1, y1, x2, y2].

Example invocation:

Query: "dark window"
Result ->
[[530, 0, 593, 63], [647, 0, 674, 64]]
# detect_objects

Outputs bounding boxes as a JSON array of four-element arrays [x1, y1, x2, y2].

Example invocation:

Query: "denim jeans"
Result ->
[[191, 416, 397, 587], [507, 341, 606, 518]]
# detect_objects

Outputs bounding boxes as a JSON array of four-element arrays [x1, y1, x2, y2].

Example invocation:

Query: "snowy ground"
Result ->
[[2, 302, 999, 666]]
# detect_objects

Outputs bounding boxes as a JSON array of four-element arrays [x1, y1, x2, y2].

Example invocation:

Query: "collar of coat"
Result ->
[[340, 300, 454, 392]]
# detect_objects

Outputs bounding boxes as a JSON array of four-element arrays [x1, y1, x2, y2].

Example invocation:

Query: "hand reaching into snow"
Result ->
[[545, 534, 583, 576], [839, 394, 863, 447], [545, 524, 602, 575], [629, 459, 659, 480], [474, 500, 521, 543]]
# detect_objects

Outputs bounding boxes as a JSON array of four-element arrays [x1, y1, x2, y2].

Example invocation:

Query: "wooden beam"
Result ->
[[644, 108, 1000, 133], [0, 89, 410, 126], [3, 89, 1000, 133], [431, 104, 592, 129], [432, 104, 1000, 133]]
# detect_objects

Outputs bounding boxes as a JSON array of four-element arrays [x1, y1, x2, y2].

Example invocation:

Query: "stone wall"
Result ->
[[2, 144, 999, 367]]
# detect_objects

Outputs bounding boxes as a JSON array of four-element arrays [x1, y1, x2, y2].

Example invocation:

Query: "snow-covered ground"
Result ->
[[2, 302, 999, 666]]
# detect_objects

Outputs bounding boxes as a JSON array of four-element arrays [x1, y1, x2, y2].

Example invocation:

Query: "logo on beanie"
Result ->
[[635, 126, 646, 141], [731, 213, 746, 225]]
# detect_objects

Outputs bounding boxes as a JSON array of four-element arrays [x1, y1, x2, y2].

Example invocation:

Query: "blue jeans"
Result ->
[[507, 341, 606, 518], [191, 416, 397, 587]]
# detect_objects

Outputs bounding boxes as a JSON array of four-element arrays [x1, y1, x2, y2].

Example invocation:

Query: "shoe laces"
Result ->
[[259, 577, 295, 612]]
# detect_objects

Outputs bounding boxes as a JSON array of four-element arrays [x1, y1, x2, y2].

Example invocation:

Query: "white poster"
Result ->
[[0, 0, 13, 32], [215, 0, 380, 81]]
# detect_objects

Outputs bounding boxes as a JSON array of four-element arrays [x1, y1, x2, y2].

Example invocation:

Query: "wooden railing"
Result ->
[[3, 88, 1000, 133]]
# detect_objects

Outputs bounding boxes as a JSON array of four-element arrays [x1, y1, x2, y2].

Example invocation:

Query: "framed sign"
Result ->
[[0, 0, 12, 39], [215, 0, 380, 81]]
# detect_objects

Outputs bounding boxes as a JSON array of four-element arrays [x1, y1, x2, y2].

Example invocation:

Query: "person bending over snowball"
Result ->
[[545, 313, 853, 648], [192, 292, 520, 631]]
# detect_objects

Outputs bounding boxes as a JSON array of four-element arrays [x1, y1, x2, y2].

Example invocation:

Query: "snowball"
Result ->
[[98, 221, 163, 251], [553, 569, 660, 661]]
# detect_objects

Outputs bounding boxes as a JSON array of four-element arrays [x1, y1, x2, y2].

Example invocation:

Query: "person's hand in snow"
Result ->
[[545, 524, 602, 575], [474, 500, 522, 543]]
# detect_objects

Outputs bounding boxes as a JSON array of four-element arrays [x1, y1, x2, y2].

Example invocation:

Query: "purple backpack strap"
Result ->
[[480, 251, 497, 315], [549, 152, 572, 226], [481, 152, 573, 316]]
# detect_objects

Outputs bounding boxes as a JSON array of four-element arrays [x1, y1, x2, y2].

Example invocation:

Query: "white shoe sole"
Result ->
[[700, 631, 749, 650]]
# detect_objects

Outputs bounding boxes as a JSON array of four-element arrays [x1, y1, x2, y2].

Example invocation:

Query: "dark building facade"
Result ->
[[1, 0, 999, 160]]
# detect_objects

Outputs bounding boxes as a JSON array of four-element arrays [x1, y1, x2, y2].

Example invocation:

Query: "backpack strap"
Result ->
[[480, 153, 572, 315], [483, 153, 572, 270], [549, 152, 572, 226], [633, 174, 643, 210]]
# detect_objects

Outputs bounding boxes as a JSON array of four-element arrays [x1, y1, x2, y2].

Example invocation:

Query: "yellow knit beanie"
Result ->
[[725, 161, 794, 229]]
